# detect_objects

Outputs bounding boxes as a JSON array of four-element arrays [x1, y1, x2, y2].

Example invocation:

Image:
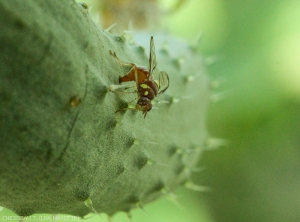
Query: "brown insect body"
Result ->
[[110, 36, 169, 118], [137, 80, 158, 100], [120, 66, 159, 99], [119, 66, 148, 84]]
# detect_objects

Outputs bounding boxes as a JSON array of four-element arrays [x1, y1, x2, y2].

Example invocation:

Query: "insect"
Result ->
[[109, 36, 169, 118]]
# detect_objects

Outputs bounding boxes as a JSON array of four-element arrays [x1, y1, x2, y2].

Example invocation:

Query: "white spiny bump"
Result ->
[[94, 12, 100, 24], [105, 23, 117, 32], [84, 197, 101, 216], [133, 139, 140, 145], [204, 55, 222, 65], [171, 97, 180, 103], [205, 137, 229, 150], [157, 100, 169, 104], [88, 5, 93, 14], [176, 148, 183, 154], [210, 80, 222, 89], [142, 141, 158, 145], [210, 89, 233, 103], [186, 75, 195, 82], [107, 84, 127, 92], [190, 166, 206, 173], [183, 166, 192, 175], [126, 211, 133, 222], [166, 192, 185, 210], [124, 167, 135, 176], [160, 186, 167, 194], [107, 214, 113, 222], [136, 202, 149, 216], [185, 181, 212, 192], [178, 57, 185, 65], [161, 41, 168, 52], [189, 32, 203, 50], [146, 159, 154, 165]]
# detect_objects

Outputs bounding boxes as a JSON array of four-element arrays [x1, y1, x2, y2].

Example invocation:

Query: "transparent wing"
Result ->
[[148, 36, 157, 80], [157, 71, 169, 95], [148, 36, 169, 95]]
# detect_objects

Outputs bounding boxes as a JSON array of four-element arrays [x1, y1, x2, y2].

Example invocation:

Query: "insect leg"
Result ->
[[109, 50, 135, 68], [133, 65, 139, 89], [115, 107, 137, 114], [128, 97, 138, 104], [113, 90, 137, 95], [108, 84, 137, 94], [123, 85, 137, 91]]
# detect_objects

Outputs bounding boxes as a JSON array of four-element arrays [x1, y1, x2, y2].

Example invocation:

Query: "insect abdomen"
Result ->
[[119, 66, 149, 84]]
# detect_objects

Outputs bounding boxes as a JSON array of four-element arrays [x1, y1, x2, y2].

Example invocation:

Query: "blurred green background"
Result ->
[[2, 0, 300, 221], [166, 1, 300, 222]]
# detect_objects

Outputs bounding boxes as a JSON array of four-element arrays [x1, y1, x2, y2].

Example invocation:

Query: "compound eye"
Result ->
[[138, 97, 149, 106], [137, 97, 152, 112], [146, 102, 152, 111]]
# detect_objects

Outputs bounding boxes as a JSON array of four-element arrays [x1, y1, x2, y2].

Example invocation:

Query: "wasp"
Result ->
[[109, 36, 169, 118]]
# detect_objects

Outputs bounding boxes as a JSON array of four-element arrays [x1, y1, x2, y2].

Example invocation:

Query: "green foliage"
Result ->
[[0, 0, 209, 219]]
